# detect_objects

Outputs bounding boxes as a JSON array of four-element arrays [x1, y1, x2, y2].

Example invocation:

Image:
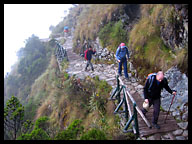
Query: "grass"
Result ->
[[58, 38, 66, 45], [128, 4, 179, 80], [30, 64, 117, 138], [174, 45, 188, 75], [73, 4, 123, 53], [98, 20, 128, 53]]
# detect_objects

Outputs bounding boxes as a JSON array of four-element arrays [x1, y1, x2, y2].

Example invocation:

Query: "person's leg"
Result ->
[[118, 60, 122, 75], [89, 60, 94, 71], [85, 60, 89, 70], [123, 59, 128, 78], [152, 98, 161, 124], [152, 98, 161, 129]]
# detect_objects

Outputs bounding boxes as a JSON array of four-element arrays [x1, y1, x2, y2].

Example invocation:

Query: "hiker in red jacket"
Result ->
[[84, 46, 96, 71]]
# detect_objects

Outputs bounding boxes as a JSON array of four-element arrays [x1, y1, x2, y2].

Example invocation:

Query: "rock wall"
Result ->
[[160, 4, 188, 51], [161, 66, 188, 122]]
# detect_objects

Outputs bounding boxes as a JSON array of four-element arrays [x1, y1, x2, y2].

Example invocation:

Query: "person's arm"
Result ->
[[116, 47, 121, 62], [92, 50, 96, 54], [163, 78, 173, 94]]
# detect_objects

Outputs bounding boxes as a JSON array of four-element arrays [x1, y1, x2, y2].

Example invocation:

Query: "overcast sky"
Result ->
[[4, 4, 73, 77]]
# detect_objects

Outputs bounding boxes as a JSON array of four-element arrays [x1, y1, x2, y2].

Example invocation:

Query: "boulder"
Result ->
[[136, 84, 144, 89], [182, 111, 188, 121], [172, 129, 183, 136], [175, 136, 186, 140], [147, 135, 155, 140], [177, 122, 188, 130], [182, 130, 188, 137]]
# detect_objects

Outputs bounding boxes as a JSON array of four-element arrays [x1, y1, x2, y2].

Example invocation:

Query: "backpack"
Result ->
[[146, 73, 156, 80], [146, 73, 157, 92], [84, 49, 88, 60], [117, 46, 121, 58], [117, 46, 128, 58]]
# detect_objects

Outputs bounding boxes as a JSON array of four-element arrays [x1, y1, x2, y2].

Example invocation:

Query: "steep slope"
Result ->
[[4, 35, 53, 105], [4, 4, 188, 140], [51, 4, 188, 82]]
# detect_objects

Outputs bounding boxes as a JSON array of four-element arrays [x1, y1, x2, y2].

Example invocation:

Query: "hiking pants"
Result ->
[[85, 60, 94, 71], [142, 98, 161, 124], [118, 57, 128, 78]]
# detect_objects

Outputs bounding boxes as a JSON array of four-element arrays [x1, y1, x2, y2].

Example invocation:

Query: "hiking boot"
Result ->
[[125, 77, 130, 81], [118, 73, 122, 76], [152, 123, 160, 129]]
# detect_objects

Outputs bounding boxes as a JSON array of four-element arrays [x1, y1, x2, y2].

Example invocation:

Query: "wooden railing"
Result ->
[[109, 73, 152, 138], [55, 41, 68, 71]]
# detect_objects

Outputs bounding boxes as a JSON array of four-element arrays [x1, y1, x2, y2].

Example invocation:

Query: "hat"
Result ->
[[143, 101, 149, 111], [120, 43, 125, 46]]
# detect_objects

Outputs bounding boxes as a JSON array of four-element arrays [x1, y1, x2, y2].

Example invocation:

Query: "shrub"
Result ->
[[34, 116, 49, 131], [80, 128, 107, 140], [18, 128, 50, 140], [99, 20, 127, 53], [17, 116, 50, 140], [54, 119, 84, 140]]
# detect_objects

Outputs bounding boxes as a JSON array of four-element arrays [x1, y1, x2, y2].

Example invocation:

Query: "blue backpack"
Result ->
[[146, 73, 157, 92]]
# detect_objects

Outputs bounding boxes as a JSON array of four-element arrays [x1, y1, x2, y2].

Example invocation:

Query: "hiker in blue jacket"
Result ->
[[116, 43, 130, 80]]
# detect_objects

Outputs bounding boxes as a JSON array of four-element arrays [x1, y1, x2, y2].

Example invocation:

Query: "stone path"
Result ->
[[59, 35, 188, 140]]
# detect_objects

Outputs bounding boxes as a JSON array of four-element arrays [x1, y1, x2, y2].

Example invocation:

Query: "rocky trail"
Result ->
[[56, 34, 188, 140]]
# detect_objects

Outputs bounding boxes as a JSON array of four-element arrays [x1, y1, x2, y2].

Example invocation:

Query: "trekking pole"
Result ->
[[164, 91, 176, 123]]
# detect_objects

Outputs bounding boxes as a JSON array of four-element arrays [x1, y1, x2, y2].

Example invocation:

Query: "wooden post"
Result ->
[[123, 115, 134, 132], [115, 85, 123, 103], [135, 106, 151, 128], [126, 91, 152, 128], [116, 75, 120, 103], [123, 87, 128, 121], [109, 87, 118, 100], [133, 103, 139, 137], [124, 89, 136, 134]]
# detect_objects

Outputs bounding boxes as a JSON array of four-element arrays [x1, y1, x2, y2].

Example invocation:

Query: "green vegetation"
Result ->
[[4, 4, 188, 140], [80, 128, 107, 140], [17, 116, 50, 140], [175, 44, 188, 75], [98, 20, 127, 53], [128, 4, 177, 82], [4, 34, 53, 104], [4, 96, 25, 140], [58, 38, 66, 45], [54, 119, 84, 140], [69, 4, 123, 53]]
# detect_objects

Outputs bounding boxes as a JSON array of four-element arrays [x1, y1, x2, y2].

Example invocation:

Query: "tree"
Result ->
[[17, 116, 50, 140], [4, 96, 24, 140]]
